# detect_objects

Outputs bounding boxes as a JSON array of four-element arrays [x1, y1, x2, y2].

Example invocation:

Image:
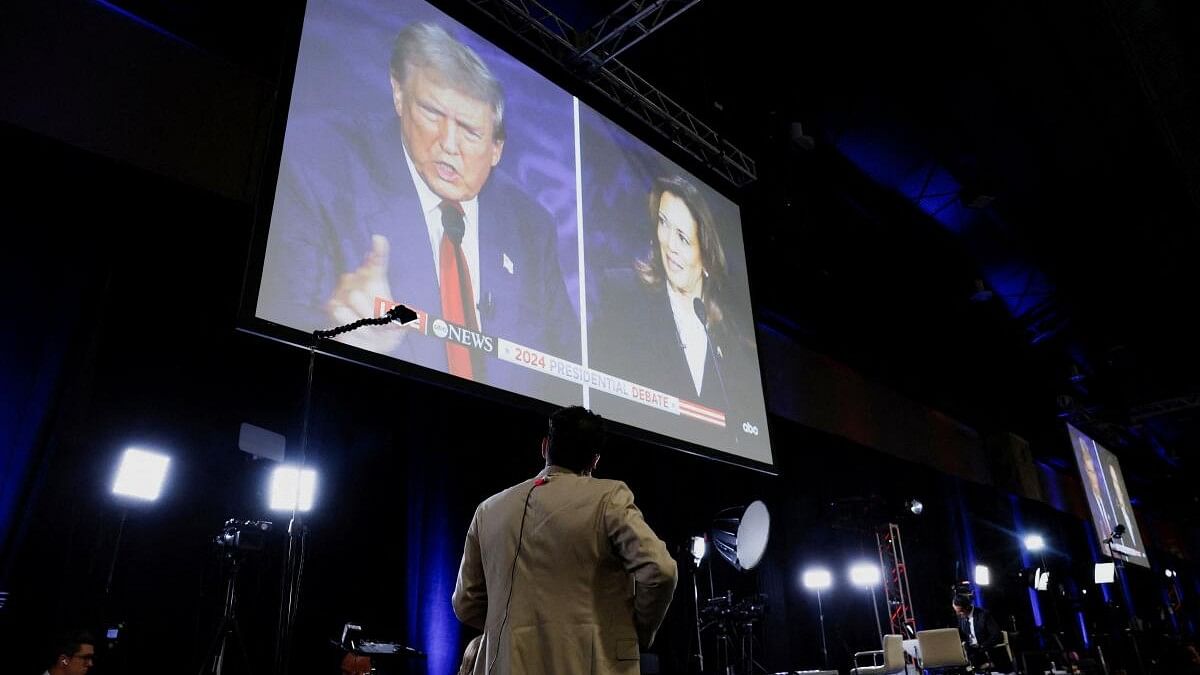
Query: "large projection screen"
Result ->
[[1068, 424, 1149, 567], [251, 0, 773, 466]]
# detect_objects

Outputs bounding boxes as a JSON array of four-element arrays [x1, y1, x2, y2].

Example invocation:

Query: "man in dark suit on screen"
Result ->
[[259, 21, 579, 401]]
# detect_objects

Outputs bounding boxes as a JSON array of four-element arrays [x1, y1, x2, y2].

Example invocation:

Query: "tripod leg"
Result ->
[[198, 619, 230, 675], [229, 619, 255, 675]]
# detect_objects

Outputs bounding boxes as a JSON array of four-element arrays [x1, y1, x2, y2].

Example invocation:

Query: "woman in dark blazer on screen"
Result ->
[[590, 175, 754, 448]]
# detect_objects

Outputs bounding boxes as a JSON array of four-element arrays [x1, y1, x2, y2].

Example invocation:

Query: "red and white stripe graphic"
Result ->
[[678, 399, 726, 427], [375, 298, 428, 333]]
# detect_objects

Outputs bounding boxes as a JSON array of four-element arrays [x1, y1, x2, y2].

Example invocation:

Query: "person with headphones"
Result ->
[[43, 630, 95, 675], [452, 406, 677, 675]]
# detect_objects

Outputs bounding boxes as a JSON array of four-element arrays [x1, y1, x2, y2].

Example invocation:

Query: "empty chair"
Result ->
[[988, 629, 1015, 673], [851, 634, 906, 675], [916, 628, 969, 670]]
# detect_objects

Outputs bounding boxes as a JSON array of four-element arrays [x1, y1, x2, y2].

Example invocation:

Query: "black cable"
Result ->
[[487, 481, 538, 675]]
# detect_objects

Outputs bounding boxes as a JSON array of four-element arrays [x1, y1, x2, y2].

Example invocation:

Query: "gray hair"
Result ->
[[390, 22, 506, 141]]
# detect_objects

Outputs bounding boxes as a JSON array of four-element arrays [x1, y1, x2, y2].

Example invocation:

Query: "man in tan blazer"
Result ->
[[452, 406, 678, 674]]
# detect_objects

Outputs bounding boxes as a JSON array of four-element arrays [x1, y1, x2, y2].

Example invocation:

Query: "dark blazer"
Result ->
[[259, 115, 580, 402], [588, 269, 753, 452], [957, 605, 1002, 649]]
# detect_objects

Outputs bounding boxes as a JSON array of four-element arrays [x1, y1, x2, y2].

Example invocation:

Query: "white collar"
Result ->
[[402, 144, 480, 226]]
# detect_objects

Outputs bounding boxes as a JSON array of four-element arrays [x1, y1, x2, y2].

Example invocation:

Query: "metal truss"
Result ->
[[580, 0, 702, 66], [876, 523, 917, 636], [464, 0, 757, 187], [1129, 393, 1200, 423]]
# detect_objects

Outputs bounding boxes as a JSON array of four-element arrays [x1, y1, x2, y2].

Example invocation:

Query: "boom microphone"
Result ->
[[693, 298, 735, 443]]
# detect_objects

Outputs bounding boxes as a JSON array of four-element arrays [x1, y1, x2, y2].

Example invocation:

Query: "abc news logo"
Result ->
[[741, 421, 760, 436], [432, 319, 495, 353]]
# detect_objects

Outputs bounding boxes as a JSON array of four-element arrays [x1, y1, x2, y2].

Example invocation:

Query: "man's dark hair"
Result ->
[[952, 594, 974, 611], [546, 406, 605, 473], [49, 629, 96, 667]]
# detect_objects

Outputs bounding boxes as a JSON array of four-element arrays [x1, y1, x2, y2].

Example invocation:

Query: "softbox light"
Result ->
[[710, 500, 770, 571]]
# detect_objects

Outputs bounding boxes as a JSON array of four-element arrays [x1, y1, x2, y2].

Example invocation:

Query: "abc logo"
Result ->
[[741, 422, 760, 436], [431, 319, 449, 338]]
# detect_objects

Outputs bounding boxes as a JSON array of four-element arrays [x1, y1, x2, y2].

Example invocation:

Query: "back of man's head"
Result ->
[[546, 406, 605, 473]]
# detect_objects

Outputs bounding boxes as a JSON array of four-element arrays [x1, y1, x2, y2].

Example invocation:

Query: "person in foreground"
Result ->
[[452, 406, 678, 674], [43, 630, 95, 675]]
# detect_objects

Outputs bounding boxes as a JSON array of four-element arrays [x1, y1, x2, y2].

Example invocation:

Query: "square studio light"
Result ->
[[112, 448, 170, 501], [269, 465, 317, 512]]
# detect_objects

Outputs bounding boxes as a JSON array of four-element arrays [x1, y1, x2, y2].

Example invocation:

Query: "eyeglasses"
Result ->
[[70, 653, 96, 662]]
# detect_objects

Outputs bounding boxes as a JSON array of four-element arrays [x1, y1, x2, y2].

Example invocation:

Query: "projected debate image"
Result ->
[[255, 0, 773, 465], [1069, 424, 1149, 568]]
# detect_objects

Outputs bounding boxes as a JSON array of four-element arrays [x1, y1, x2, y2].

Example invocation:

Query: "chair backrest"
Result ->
[[917, 628, 969, 668], [882, 634, 906, 671], [999, 629, 1014, 659]]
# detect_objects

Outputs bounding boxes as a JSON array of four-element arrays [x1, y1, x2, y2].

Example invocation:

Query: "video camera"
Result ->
[[214, 519, 273, 552]]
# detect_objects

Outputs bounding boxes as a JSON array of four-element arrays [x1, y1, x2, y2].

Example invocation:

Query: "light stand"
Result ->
[[272, 304, 416, 675], [851, 563, 884, 649], [815, 588, 828, 668], [1037, 551, 1065, 641], [869, 584, 884, 648], [691, 559, 704, 672], [106, 446, 170, 671], [686, 536, 706, 672], [104, 509, 128, 598], [802, 570, 832, 669], [703, 502, 771, 675], [1104, 527, 1145, 675]]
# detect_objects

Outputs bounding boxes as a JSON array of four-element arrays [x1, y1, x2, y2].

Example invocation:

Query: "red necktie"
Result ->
[[439, 201, 478, 379]]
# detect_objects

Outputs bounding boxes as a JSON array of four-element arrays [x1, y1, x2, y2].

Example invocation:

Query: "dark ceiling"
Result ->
[[606, 0, 1200, 462], [531, 0, 1200, 476], [27, 1, 1200, 482]]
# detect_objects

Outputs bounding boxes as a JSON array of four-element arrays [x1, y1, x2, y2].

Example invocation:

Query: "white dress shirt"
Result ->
[[403, 146, 482, 328], [666, 286, 707, 396]]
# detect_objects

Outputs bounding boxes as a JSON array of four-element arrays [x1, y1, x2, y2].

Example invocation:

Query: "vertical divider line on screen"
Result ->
[[574, 96, 590, 408]]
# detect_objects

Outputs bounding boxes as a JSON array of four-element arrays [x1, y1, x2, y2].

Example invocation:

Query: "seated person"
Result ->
[[952, 594, 1011, 672]]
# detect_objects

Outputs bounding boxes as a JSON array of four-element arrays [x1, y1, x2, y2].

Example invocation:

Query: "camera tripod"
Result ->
[[700, 592, 770, 675], [198, 551, 253, 675]]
